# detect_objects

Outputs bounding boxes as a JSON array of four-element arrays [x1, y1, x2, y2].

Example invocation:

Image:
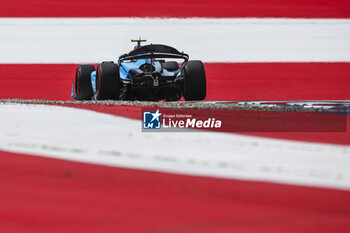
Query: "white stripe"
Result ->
[[0, 18, 350, 63], [0, 103, 349, 190]]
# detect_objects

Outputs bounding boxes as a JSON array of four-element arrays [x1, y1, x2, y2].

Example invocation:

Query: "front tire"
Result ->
[[96, 63, 120, 100], [75, 65, 95, 100], [183, 60, 206, 101]]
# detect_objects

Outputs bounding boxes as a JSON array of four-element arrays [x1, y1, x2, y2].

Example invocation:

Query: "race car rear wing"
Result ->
[[119, 52, 189, 63], [119, 44, 189, 62]]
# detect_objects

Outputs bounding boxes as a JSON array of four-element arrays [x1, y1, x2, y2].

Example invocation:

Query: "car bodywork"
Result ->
[[72, 43, 190, 101]]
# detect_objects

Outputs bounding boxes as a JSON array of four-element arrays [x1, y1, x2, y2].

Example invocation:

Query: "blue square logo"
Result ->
[[143, 110, 162, 129]]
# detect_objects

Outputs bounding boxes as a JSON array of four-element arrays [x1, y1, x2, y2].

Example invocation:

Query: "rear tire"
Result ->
[[75, 65, 95, 100], [163, 61, 179, 71], [183, 60, 206, 101], [96, 63, 120, 100]]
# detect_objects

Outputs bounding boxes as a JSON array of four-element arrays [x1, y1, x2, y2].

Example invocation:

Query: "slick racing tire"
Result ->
[[96, 63, 120, 100], [162, 61, 179, 71], [183, 60, 206, 101], [75, 65, 95, 100]]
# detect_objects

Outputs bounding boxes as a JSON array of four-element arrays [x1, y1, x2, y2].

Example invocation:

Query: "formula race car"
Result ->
[[72, 39, 206, 101]]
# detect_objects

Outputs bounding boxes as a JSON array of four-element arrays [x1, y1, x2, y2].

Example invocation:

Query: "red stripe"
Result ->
[[1, 63, 349, 101], [206, 62, 350, 100], [0, 0, 349, 18], [0, 149, 349, 233], [0, 64, 75, 101]]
